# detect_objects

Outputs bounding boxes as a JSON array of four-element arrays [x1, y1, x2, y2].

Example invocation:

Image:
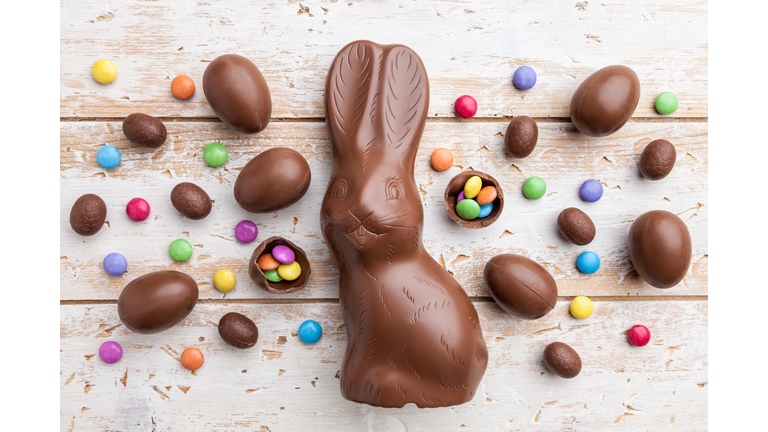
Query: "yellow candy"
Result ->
[[92, 59, 117, 84], [464, 175, 482, 199], [277, 261, 302, 281], [570, 296, 593, 319], [213, 269, 236, 292]]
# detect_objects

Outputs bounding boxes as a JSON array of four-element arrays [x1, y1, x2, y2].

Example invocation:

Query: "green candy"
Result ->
[[203, 142, 229, 167], [456, 198, 481, 220], [523, 176, 546, 200], [264, 269, 283, 282], [655, 92, 678, 115], [169, 239, 193, 262]]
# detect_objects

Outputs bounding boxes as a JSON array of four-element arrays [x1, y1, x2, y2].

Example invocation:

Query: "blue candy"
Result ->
[[97, 145, 121, 169], [576, 251, 600, 274], [299, 320, 322, 344], [513, 66, 537, 90], [478, 202, 493, 218], [580, 179, 603, 202], [103, 252, 128, 276]]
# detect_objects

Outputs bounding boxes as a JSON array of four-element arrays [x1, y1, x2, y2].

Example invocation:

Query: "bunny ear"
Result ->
[[326, 41, 377, 146], [381, 46, 429, 153]]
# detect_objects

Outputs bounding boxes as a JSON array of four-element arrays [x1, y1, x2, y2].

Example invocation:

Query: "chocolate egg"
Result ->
[[203, 54, 272, 134], [628, 210, 692, 289], [543, 342, 582, 378], [483, 254, 558, 319], [249, 237, 311, 293], [444, 171, 504, 229], [218, 312, 259, 349], [569, 65, 640, 137], [69, 193, 107, 236], [234, 147, 311, 213], [170, 182, 212, 220], [504, 116, 538, 158], [557, 207, 596, 246], [122, 113, 167, 148], [118, 271, 198, 334], [639, 139, 676, 180]]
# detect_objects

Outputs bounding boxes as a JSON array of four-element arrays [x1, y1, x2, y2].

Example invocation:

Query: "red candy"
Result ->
[[454, 95, 478, 119], [627, 324, 651, 347], [126, 198, 151, 222]]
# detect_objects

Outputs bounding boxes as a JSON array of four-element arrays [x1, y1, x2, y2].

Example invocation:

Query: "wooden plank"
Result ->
[[60, 301, 707, 431], [60, 0, 707, 119], [60, 120, 708, 300]]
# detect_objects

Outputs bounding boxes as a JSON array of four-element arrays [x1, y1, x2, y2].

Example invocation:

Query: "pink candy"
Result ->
[[627, 325, 651, 347], [454, 95, 478, 119], [126, 198, 151, 222]]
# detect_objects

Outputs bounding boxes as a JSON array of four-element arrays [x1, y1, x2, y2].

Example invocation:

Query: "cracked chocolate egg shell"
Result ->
[[234, 147, 311, 213], [569, 65, 640, 137], [444, 171, 504, 229], [484, 254, 558, 319], [118, 271, 198, 334], [248, 237, 311, 293], [544, 342, 582, 378], [639, 139, 676, 180], [122, 113, 167, 148], [69, 193, 107, 236], [504, 116, 538, 158], [557, 207, 596, 246], [218, 312, 259, 349], [171, 182, 212, 220], [628, 210, 692, 289]]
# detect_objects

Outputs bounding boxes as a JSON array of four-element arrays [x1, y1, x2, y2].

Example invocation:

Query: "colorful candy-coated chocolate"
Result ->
[[513, 66, 537, 90], [271, 245, 295, 264], [580, 179, 603, 202], [576, 251, 600, 274], [264, 269, 283, 282], [126, 198, 151, 222], [456, 198, 480, 220], [169, 239, 193, 262], [476, 186, 497, 206], [234, 220, 258, 243], [99, 341, 123, 364], [203, 142, 229, 167], [277, 261, 302, 281], [457, 191, 466, 203], [299, 320, 322, 344], [523, 176, 546, 200], [180, 347, 204, 371], [92, 59, 117, 84], [258, 253, 280, 271], [454, 95, 478, 119], [103, 252, 128, 276], [96, 145, 121, 169], [463, 175, 482, 199], [478, 202, 493, 218], [213, 269, 236, 292], [655, 92, 678, 115], [430, 148, 454, 172], [171, 75, 195, 100], [570, 296, 593, 319], [628, 324, 651, 347]]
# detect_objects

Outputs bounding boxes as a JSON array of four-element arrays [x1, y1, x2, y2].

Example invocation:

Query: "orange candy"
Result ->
[[258, 253, 280, 271], [476, 186, 497, 206], [171, 75, 195, 100], [180, 347, 204, 371], [430, 148, 454, 172]]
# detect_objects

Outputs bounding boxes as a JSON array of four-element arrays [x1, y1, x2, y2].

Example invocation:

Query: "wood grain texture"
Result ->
[[60, 121, 708, 300], [60, 0, 707, 119], [61, 301, 707, 431]]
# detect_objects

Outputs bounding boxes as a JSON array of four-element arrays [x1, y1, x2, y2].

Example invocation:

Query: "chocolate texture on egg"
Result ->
[[484, 254, 558, 320], [543, 342, 582, 378], [557, 207, 596, 246], [69, 193, 107, 236], [639, 139, 677, 180], [628, 210, 692, 289], [218, 312, 259, 349], [320, 40, 488, 408], [248, 237, 310, 293], [122, 113, 167, 148], [117, 271, 198, 334], [171, 182, 212, 220], [203, 54, 272, 134], [234, 147, 311, 213], [569, 65, 641, 137], [504, 116, 538, 158], [444, 171, 504, 229]]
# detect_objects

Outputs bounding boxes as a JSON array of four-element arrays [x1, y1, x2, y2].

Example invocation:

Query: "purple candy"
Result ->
[[513, 66, 537, 90], [457, 191, 466, 203], [235, 220, 258, 243], [271, 245, 295, 264], [580, 179, 603, 203], [103, 252, 128, 276], [99, 341, 123, 364]]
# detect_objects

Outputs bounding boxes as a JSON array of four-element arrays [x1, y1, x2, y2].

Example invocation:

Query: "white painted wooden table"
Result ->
[[60, 1, 708, 430]]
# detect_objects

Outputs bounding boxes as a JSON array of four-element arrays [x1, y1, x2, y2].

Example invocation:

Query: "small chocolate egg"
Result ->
[[628, 210, 692, 289], [483, 254, 558, 319], [569, 65, 641, 137], [557, 207, 596, 246], [249, 237, 311, 293], [122, 113, 167, 148], [234, 147, 311, 213], [543, 342, 582, 378], [639, 139, 676, 180], [170, 182, 212, 220], [504, 116, 538, 158], [69, 193, 107, 236], [118, 271, 198, 334], [218, 312, 259, 349]]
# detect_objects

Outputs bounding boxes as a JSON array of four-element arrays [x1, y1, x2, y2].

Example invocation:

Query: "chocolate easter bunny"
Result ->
[[320, 40, 488, 408]]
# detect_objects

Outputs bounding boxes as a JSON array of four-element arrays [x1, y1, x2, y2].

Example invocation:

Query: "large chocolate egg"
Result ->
[[118, 271, 198, 334], [628, 210, 692, 288], [483, 254, 558, 319], [69, 193, 107, 236], [234, 147, 311, 213], [569, 65, 640, 137], [203, 54, 272, 134]]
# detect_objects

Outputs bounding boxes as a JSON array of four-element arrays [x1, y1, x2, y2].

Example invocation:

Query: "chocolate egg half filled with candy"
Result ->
[[248, 237, 311, 293], [234, 147, 311, 213], [628, 210, 692, 288], [570, 65, 640, 137], [484, 254, 558, 319], [118, 271, 199, 334], [444, 170, 504, 229]]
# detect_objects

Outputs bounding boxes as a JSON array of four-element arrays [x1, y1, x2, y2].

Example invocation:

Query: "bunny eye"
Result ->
[[384, 177, 405, 201], [332, 179, 348, 200]]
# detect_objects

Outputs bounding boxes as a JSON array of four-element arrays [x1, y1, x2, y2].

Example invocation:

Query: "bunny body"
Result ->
[[321, 40, 488, 408]]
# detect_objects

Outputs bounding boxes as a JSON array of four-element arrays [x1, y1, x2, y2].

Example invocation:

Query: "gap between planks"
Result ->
[[59, 117, 709, 124]]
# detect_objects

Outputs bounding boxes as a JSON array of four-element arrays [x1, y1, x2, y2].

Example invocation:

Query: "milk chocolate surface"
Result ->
[[122, 113, 167, 148], [544, 342, 582, 378], [69, 193, 107, 236], [504, 116, 538, 158], [218, 312, 258, 349], [639, 139, 676, 180], [570, 65, 640, 137], [484, 254, 558, 320], [628, 210, 692, 289], [444, 171, 504, 229], [320, 40, 488, 408], [248, 237, 310, 293], [234, 147, 311, 213], [117, 271, 198, 334], [171, 182, 212, 220], [557, 207, 596, 246]]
